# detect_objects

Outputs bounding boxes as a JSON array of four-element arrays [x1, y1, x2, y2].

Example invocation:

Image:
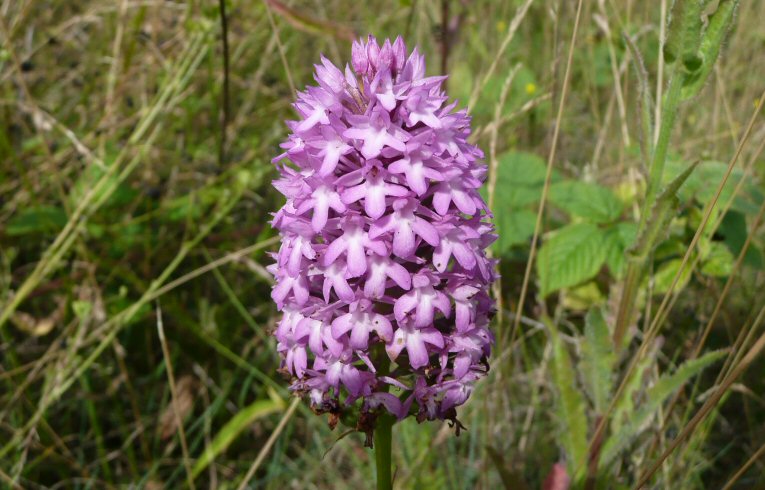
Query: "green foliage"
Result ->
[[600, 350, 727, 468], [603, 222, 639, 278], [700, 242, 735, 277], [652, 258, 693, 294], [494, 209, 537, 252], [718, 210, 764, 268], [664, 159, 762, 216], [192, 397, 283, 478], [548, 319, 588, 479], [631, 160, 699, 263], [664, 0, 703, 67], [5, 206, 67, 236], [548, 181, 623, 224], [489, 150, 561, 254], [580, 308, 615, 413], [682, 0, 741, 100], [537, 223, 607, 297]]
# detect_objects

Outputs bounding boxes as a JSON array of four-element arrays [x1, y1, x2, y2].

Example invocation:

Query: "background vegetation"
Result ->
[[1, 0, 764, 488]]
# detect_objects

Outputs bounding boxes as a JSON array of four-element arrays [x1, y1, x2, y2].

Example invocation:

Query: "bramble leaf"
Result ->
[[537, 223, 607, 297], [549, 181, 623, 224]]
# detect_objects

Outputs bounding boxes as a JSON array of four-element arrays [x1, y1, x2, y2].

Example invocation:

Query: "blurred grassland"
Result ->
[[1, 0, 765, 488]]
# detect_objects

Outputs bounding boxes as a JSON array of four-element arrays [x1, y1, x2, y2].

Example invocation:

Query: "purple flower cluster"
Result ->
[[269, 35, 497, 431]]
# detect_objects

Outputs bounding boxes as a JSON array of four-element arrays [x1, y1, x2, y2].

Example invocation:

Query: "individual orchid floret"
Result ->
[[269, 35, 497, 436], [332, 299, 393, 350], [340, 163, 410, 219], [343, 110, 409, 159]]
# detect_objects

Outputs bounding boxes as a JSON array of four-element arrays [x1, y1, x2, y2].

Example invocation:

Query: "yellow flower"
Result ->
[[525, 82, 537, 95]]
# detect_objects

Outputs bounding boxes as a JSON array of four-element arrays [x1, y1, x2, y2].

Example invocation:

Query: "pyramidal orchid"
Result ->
[[269, 36, 497, 475]]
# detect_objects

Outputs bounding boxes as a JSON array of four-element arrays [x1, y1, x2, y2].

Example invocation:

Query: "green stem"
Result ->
[[641, 69, 685, 230], [374, 414, 394, 490], [613, 68, 686, 349]]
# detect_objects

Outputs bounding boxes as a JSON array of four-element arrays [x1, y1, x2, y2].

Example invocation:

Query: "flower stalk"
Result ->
[[374, 414, 394, 490], [613, 67, 685, 348]]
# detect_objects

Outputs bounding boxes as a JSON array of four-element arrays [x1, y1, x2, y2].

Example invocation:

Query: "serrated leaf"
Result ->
[[652, 258, 692, 295], [496, 151, 558, 186], [623, 34, 655, 164], [601, 350, 726, 467], [663, 159, 761, 216], [548, 319, 588, 478], [494, 209, 537, 254], [191, 398, 283, 478], [580, 308, 615, 412], [611, 348, 656, 436], [700, 241, 735, 277], [537, 223, 607, 297], [486, 153, 557, 220], [561, 281, 605, 312], [549, 181, 623, 224]]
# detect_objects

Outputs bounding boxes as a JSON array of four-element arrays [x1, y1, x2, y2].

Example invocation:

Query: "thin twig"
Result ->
[[645, 195, 765, 459], [218, 0, 231, 168], [440, 0, 449, 80], [156, 303, 196, 490], [237, 398, 300, 490], [488, 63, 521, 331], [509, 0, 586, 353], [466, 0, 534, 111], [634, 305, 765, 488], [585, 90, 765, 482], [721, 438, 765, 490], [263, 0, 296, 96]]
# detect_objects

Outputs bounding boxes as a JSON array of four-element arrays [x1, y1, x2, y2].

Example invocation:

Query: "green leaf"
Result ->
[[548, 319, 588, 478], [494, 209, 537, 254], [487, 152, 559, 211], [496, 151, 556, 186], [489, 151, 563, 256], [537, 223, 607, 297], [681, 0, 740, 100], [561, 281, 605, 312], [603, 222, 639, 278], [663, 0, 703, 67], [663, 159, 762, 215], [191, 398, 283, 478], [611, 350, 656, 436], [6, 206, 67, 236], [67, 152, 137, 211], [719, 211, 764, 269], [601, 350, 726, 467], [580, 308, 615, 413], [632, 160, 699, 262], [652, 258, 692, 295], [549, 181, 623, 224], [700, 241, 735, 277], [624, 33, 655, 164]]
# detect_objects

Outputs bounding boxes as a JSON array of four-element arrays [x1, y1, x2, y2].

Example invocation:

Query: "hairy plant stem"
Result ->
[[373, 354, 394, 490], [613, 67, 685, 349], [374, 414, 394, 490]]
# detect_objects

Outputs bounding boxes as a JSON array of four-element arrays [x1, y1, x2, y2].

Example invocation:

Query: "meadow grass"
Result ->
[[1, 1, 765, 488]]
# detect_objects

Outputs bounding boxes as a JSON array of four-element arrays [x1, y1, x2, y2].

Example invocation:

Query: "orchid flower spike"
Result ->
[[270, 35, 497, 435]]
